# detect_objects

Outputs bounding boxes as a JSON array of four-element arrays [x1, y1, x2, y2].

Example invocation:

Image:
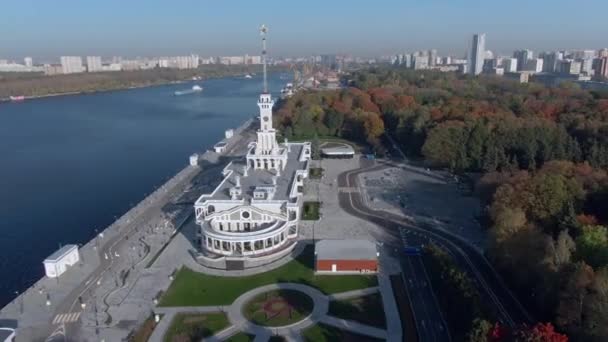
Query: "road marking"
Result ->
[[52, 311, 81, 324], [45, 324, 66, 342]]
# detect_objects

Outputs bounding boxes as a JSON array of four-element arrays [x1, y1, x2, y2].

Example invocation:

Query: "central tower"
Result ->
[[256, 93, 277, 154], [255, 24, 278, 155], [247, 25, 287, 170]]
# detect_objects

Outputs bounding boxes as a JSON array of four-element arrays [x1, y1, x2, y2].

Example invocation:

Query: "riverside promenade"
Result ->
[[0, 118, 255, 342]]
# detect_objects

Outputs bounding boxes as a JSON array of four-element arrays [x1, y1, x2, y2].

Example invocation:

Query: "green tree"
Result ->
[[283, 126, 293, 139], [558, 201, 580, 234], [293, 111, 316, 138], [467, 318, 493, 342], [575, 225, 608, 269], [323, 109, 344, 136], [490, 206, 527, 245], [553, 230, 576, 267], [422, 121, 469, 170], [466, 121, 490, 171], [556, 261, 594, 335], [527, 174, 571, 224], [582, 267, 608, 340]]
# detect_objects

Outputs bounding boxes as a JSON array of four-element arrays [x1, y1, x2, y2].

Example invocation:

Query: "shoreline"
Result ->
[[0, 67, 289, 104], [0, 117, 253, 315], [0, 70, 268, 104], [0, 79, 193, 104]]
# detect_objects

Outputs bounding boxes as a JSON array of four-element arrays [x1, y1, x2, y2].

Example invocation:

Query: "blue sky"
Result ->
[[1, 0, 606, 61]]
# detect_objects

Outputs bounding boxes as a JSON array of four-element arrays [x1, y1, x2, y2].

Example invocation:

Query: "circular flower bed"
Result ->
[[243, 289, 314, 327]]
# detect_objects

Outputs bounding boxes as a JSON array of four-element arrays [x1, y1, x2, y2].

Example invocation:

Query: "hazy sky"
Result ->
[[1, 0, 606, 61]]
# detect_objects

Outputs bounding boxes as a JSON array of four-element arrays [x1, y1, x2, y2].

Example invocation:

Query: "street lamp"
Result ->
[[14, 291, 22, 314], [79, 296, 86, 310]]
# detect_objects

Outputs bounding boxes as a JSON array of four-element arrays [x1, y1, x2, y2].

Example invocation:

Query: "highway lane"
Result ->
[[337, 160, 533, 329], [399, 229, 450, 342], [402, 256, 450, 341]]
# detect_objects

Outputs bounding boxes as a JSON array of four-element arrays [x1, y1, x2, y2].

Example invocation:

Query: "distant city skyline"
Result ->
[[1, 0, 607, 60]]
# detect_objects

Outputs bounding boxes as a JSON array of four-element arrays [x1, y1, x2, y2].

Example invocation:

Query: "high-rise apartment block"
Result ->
[[428, 49, 438, 67], [470, 33, 486, 75], [525, 58, 544, 73], [513, 49, 533, 71], [541, 52, 562, 73], [558, 60, 582, 75], [413, 55, 429, 70], [86, 56, 103, 72], [580, 58, 594, 75], [502, 58, 518, 72], [60, 56, 84, 74], [593, 57, 608, 79]]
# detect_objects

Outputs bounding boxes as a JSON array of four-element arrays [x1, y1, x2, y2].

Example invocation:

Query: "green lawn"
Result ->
[[309, 167, 324, 179], [225, 332, 255, 342], [160, 246, 377, 306], [268, 335, 287, 342], [128, 315, 158, 342], [302, 323, 385, 342], [328, 293, 387, 328], [288, 136, 365, 153], [163, 312, 229, 342], [302, 202, 321, 220], [243, 289, 314, 326]]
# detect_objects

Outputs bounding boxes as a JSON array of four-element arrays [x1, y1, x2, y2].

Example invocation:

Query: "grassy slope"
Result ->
[[160, 246, 377, 306], [302, 323, 385, 342], [328, 293, 387, 328], [163, 312, 229, 342]]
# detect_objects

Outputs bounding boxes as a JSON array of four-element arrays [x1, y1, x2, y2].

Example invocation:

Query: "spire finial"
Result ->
[[260, 24, 268, 93]]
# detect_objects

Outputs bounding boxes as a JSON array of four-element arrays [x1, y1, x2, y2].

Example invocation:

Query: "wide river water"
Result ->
[[0, 74, 287, 307]]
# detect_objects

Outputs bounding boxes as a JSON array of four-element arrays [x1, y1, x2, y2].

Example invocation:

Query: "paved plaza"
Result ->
[[298, 157, 391, 243]]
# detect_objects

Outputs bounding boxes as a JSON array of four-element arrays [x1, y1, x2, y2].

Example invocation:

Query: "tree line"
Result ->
[[0, 65, 275, 98], [477, 161, 608, 341], [273, 67, 608, 340]]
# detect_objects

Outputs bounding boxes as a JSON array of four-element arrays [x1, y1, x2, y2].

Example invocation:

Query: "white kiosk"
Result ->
[[43, 244, 80, 278]]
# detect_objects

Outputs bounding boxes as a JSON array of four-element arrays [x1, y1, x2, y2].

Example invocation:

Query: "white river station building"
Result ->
[[194, 78, 311, 264]]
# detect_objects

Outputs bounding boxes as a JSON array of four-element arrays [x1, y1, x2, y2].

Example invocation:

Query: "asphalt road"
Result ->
[[399, 228, 450, 342], [337, 159, 533, 334]]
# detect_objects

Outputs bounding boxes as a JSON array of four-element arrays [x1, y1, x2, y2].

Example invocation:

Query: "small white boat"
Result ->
[[244, 74, 253, 79], [174, 85, 203, 96]]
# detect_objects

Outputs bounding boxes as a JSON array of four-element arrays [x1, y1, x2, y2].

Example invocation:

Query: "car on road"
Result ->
[[404, 246, 422, 256]]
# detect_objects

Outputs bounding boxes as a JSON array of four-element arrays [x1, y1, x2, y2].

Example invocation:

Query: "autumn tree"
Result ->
[[516, 322, 568, 342]]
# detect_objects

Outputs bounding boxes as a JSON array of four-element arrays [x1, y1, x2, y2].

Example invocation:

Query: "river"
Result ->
[[0, 73, 288, 307]]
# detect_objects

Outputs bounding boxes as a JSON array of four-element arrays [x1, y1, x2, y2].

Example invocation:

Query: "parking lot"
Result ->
[[360, 163, 486, 248]]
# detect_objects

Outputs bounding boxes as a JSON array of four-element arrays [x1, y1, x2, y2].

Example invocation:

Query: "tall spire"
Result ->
[[260, 24, 268, 93]]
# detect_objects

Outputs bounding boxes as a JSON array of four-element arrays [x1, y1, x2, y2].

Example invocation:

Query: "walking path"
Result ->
[[149, 275, 402, 342], [319, 315, 387, 339], [327, 287, 379, 300]]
